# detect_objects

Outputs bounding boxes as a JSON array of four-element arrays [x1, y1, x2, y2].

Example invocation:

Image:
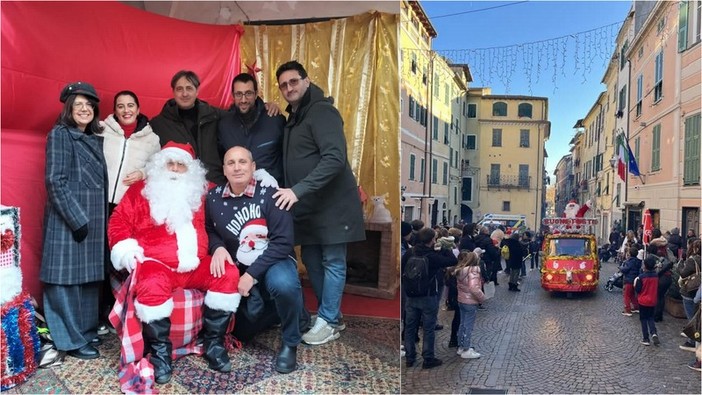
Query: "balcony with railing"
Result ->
[[486, 174, 531, 190]]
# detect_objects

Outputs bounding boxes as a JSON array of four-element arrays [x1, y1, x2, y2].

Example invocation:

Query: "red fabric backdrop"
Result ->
[[1, 2, 242, 301]]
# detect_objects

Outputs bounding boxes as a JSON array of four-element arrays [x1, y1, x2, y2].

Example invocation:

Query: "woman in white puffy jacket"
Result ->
[[98, 91, 160, 333], [100, 91, 160, 210], [453, 251, 485, 360]]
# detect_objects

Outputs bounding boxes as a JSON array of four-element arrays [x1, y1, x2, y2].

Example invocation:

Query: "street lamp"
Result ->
[[609, 155, 617, 169]]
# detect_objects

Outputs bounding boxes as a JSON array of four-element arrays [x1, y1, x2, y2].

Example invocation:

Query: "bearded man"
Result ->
[[108, 142, 241, 384]]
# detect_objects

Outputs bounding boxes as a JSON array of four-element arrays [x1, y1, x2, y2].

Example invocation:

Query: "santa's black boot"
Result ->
[[143, 317, 173, 384], [203, 306, 232, 373]]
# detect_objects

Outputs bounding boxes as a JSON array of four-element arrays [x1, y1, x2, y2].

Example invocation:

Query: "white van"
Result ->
[[477, 214, 527, 233]]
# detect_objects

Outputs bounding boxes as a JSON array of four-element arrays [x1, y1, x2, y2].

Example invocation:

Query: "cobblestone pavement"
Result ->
[[402, 261, 702, 394]]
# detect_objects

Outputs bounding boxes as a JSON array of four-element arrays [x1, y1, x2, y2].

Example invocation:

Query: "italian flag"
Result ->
[[616, 134, 627, 181]]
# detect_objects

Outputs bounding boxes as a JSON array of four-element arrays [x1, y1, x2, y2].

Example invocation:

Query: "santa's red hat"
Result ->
[[240, 218, 268, 239], [161, 141, 196, 163]]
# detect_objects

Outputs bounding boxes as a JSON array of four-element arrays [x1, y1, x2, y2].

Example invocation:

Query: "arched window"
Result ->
[[492, 102, 507, 116], [518, 103, 533, 118]]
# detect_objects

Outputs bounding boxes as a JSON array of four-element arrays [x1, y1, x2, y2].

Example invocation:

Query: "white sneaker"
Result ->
[[310, 314, 346, 332], [302, 317, 340, 345], [456, 347, 465, 355], [400, 349, 406, 357], [460, 348, 481, 359]]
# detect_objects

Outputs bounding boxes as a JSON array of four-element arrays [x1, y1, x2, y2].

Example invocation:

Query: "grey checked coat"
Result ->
[[40, 124, 108, 285]]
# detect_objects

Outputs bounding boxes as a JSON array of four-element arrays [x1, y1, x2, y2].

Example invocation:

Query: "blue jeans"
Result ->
[[682, 295, 696, 320], [263, 257, 304, 346], [404, 295, 438, 361], [301, 243, 347, 326], [458, 303, 478, 350]]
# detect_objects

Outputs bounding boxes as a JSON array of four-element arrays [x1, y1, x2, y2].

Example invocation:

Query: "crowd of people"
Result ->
[[400, 219, 543, 369], [39, 61, 365, 382], [612, 225, 701, 372], [401, 219, 701, 374]]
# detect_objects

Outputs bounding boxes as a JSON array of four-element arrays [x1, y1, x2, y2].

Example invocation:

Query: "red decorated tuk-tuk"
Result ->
[[540, 218, 600, 293]]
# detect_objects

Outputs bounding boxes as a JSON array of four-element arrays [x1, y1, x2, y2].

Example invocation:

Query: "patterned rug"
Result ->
[[5, 316, 400, 394]]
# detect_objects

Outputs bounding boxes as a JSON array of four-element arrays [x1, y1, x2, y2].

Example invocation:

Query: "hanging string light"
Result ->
[[419, 21, 623, 94]]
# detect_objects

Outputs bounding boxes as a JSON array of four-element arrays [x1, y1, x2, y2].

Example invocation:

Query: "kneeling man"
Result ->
[[108, 142, 241, 384], [206, 146, 304, 374]]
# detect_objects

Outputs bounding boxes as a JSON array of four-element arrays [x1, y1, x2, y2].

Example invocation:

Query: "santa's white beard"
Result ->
[[143, 168, 207, 233]]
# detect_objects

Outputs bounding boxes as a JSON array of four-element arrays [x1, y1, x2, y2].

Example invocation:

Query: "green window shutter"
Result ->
[[652, 125, 661, 171], [684, 114, 701, 184], [679, 1, 689, 52]]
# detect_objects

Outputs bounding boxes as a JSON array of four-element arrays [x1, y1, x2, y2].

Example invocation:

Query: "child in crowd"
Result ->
[[620, 246, 642, 316], [453, 251, 485, 359], [634, 256, 660, 346]]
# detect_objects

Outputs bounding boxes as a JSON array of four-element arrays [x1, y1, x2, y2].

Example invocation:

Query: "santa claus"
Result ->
[[108, 141, 240, 384], [563, 199, 591, 219]]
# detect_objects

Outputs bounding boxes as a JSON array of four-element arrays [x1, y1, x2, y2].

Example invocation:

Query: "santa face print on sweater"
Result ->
[[236, 218, 269, 266], [210, 183, 273, 268]]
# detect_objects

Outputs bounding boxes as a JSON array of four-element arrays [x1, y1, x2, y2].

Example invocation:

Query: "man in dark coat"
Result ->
[[151, 70, 225, 185], [218, 73, 286, 185], [401, 227, 457, 369], [475, 226, 500, 285], [667, 228, 683, 258], [273, 61, 365, 346], [502, 232, 525, 291]]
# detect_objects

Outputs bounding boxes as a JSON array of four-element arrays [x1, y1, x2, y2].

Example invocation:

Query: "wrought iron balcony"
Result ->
[[486, 174, 531, 190]]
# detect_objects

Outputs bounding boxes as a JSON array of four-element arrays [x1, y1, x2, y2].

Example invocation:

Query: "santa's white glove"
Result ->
[[254, 168, 278, 188], [111, 238, 145, 273]]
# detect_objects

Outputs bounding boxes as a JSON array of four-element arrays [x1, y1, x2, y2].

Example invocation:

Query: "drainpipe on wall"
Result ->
[[427, 52, 435, 224]]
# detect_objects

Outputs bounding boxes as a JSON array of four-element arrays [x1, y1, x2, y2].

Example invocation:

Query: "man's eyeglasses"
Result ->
[[278, 78, 301, 91], [234, 91, 256, 99], [72, 101, 94, 110]]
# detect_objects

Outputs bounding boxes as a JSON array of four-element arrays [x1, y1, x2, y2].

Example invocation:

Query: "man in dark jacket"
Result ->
[[218, 73, 286, 185], [401, 227, 457, 369], [667, 228, 683, 259], [502, 232, 525, 291], [458, 223, 477, 252], [272, 61, 365, 346], [475, 226, 500, 285], [151, 70, 226, 185]]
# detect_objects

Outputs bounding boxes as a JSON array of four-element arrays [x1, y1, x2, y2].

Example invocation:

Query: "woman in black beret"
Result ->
[[40, 81, 108, 360]]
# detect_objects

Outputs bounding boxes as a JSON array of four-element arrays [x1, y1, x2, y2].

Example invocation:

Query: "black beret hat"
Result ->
[[60, 81, 100, 103]]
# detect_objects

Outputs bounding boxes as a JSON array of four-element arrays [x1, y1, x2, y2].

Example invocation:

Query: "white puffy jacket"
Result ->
[[100, 114, 160, 205]]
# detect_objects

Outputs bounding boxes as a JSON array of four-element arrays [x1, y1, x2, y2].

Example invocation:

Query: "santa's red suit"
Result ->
[[108, 177, 240, 324]]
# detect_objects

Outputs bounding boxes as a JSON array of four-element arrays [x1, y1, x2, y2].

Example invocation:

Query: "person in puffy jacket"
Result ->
[[100, 91, 160, 209], [620, 246, 642, 316], [649, 229, 674, 321], [453, 251, 485, 360], [634, 256, 659, 346]]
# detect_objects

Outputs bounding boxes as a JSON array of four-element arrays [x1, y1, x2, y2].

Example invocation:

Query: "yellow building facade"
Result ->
[[469, 88, 551, 230]]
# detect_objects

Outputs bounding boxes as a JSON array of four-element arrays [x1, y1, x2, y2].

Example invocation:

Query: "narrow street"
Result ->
[[402, 261, 701, 394]]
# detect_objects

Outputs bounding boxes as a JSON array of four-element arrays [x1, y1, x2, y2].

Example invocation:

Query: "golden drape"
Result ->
[[239, 12, 400, 222]]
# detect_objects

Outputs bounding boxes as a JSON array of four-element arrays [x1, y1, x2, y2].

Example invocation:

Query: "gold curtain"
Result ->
[[239, 12, 400, 222]]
